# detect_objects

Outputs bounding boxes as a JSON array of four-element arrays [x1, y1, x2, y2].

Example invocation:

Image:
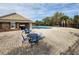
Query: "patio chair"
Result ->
[[27, 33, 45, 46], [27, 33, 39, 44], [24, 28, 31, 34], [21, 34, 28, 43]]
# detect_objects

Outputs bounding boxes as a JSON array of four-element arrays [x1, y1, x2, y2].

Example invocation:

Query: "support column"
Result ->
[[16, 23, 20, 30], [29, 23, 32, 30]]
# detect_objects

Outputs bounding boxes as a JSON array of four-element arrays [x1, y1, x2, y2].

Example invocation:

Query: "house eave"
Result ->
[[0, 19, 32, 23]]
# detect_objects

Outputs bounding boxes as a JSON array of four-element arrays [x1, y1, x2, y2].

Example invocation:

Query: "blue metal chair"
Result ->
[[27, 33, 39, 44]]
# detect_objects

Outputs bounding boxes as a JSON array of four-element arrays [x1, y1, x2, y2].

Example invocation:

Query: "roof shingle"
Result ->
[[0, 12, 32, 22]]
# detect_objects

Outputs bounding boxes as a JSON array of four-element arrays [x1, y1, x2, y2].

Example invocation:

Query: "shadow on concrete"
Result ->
[[6, 41, 52, 55]]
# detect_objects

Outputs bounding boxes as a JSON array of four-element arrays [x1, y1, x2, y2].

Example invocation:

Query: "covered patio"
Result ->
[[0, 13, 32, 32]]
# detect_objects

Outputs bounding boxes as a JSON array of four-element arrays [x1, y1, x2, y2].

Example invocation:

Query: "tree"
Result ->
[[66, 18, 74, 27], [73, 15, 79, 28], [60, 16, 69, 27], [34, 11, 79, 29], [34, 20, 43, 26], [51, 12, 64, 26], [42, 17, 51, 26]]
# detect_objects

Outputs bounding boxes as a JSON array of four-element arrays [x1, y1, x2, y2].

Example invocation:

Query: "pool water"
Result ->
[[32, 26, 51, 29]]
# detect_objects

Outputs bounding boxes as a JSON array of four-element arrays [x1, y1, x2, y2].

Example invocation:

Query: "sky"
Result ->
[[0, 3, 79, 21]]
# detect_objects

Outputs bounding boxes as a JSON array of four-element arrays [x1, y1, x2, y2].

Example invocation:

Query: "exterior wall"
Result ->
[[0, 22, 32, 32], [0, 23, 2, 32], [0, 22, 10, 32], [2, 22, 10, 31], [16, 23, 20, 30]]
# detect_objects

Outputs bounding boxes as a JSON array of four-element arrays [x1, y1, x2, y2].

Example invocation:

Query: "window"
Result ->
[[10, 22, 16, 29]]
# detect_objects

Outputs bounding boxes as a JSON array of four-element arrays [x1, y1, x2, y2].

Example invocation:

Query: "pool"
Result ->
[[32, 26, 51, 29]]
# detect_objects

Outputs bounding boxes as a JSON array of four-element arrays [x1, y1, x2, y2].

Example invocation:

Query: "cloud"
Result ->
[[0, 3, 79, 21]]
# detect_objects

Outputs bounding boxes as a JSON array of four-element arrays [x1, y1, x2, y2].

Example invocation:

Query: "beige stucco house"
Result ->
[[0, 13, 32, 32]]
